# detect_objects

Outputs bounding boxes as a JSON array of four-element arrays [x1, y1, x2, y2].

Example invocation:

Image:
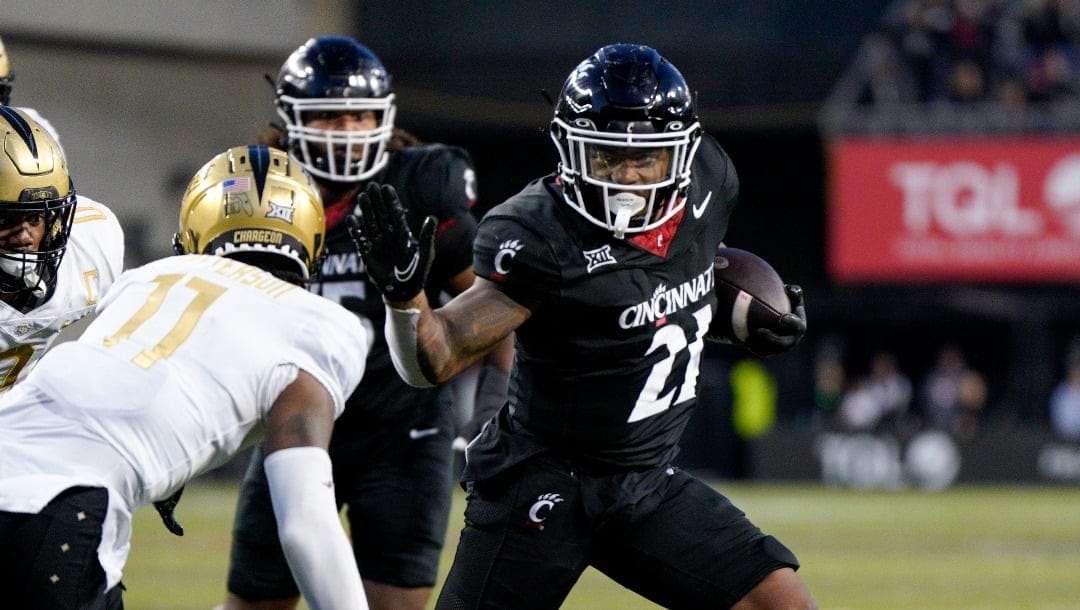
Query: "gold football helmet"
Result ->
[[0, 35, 11, 105], [175, 145, 325, 281], [0, 106, 76, 305]]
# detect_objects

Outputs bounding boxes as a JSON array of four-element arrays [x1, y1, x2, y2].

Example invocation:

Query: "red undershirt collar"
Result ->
[[626, 205, 685, 258]]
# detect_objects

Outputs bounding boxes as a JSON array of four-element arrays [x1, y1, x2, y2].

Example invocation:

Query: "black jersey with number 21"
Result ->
[[472, 133, 739, 471]]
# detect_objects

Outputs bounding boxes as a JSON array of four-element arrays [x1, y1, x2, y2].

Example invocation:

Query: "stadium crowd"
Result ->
[[824, 0, 1080, 132]]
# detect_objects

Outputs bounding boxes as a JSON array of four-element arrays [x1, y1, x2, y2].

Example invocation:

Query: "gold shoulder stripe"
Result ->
[[74, 207, 108, 223]]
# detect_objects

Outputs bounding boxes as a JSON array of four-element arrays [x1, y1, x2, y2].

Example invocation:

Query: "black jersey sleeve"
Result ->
[[473, 205, 561, 305]]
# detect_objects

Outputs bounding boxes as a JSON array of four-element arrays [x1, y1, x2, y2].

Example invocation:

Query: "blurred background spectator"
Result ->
[[837, 351, 914, 434], [919, 344, 989, 439], [812, 336, 848, 429], [1049, 341, 1080, 440], [827, 32, 921, 109]]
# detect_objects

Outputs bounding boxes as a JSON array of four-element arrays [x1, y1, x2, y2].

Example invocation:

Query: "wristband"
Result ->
[[384, 305, 435, 388]]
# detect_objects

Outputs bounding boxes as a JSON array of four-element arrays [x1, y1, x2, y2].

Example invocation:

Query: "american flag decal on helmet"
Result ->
[[222, 177, 250, 194]]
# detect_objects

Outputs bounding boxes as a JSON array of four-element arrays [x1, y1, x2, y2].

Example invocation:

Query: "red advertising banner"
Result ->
[[828, 136, 1080, 283]]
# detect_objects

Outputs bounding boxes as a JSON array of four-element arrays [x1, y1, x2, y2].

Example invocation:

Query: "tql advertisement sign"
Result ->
[[828, 137, 1080, 283]]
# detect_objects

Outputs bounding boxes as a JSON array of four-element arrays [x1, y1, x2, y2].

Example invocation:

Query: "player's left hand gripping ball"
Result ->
[[347, 182, 436, 301], [746, 284, 807, 357]]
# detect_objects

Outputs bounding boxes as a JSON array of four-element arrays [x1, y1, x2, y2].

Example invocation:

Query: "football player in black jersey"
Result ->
[[219, 36, 513, 610], [351, 43, 814, 609]]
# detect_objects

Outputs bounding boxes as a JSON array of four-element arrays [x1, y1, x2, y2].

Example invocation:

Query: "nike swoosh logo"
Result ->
[[691, 191, 713, 219], [409, 427, 440, 440], [393, 252, 421, 282]]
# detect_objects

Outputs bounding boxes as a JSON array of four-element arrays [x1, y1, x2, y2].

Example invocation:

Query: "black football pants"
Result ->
[[0, 486, 123, 609]]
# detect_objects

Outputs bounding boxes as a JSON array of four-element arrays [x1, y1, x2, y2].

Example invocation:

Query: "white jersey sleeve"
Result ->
[[69, 196, 125, 288], [0, 196, 124, 391]]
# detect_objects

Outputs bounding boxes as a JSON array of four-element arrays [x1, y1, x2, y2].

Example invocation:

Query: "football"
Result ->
[[707, 247, 791, 344]]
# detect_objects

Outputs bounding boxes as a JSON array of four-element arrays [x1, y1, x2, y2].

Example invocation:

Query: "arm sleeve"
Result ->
[[264, 446, 368, 610], [383, 305, 435, 388]]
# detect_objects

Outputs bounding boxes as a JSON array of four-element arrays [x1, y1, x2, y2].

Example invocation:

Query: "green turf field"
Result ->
[[122, 479, 1080, 609]]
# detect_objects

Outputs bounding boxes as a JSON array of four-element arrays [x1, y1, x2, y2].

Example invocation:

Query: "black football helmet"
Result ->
[[274, 35, 395, 183], [0, 106, 76, 305], [0, 35, 13, 105], [550, 44, 702, 238]]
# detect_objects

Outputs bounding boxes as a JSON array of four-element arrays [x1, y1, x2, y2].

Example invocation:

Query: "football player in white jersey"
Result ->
[[0, 106, 123, 391], [0, 35, 64, 153], [0, 145, 371, 609]]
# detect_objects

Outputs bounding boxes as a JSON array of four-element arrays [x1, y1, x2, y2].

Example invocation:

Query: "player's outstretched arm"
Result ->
[[439, 265, 515, 450], [417, 277, 529, 384], [263, 370, 367, 610], [379, 275, 529, 388], [350, 183, 532, 387]]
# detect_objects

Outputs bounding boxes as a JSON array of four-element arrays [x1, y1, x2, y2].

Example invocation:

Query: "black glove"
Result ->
[[347, 182, 436, 301], [747, 284, 807, 357], [153, 486, 185, 537]]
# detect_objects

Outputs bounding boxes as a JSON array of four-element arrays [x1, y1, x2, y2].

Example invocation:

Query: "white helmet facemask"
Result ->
[[552, 117, 701, 238], [278, 94, 396, 183]]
